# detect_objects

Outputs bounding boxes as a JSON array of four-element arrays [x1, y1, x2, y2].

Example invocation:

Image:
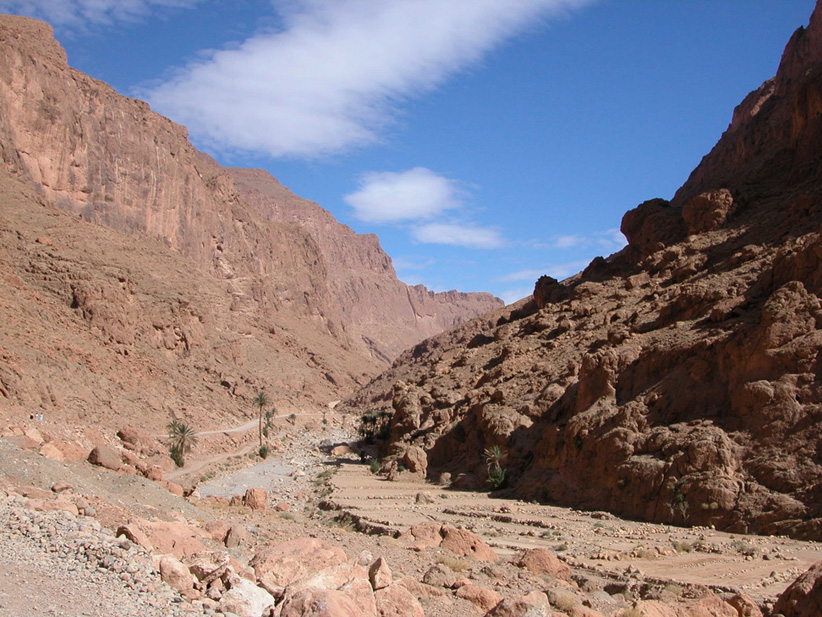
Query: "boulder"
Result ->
[[486, 591, 551, 617], [422, 564, 458, 589], [402, 446, 428, 476], [159, 555, 197, 599], [374, 582, 425, 617], [226, 523, 250, 548], [513, 548, 572, 581], [116, 426, 144, 447], [399, 521, 443, 549], [39, 442, 65, 461], [243, 488, 269, 511], [116, 524, 153, 551], [534, 275, 569, 309], [455, 584, 502, 612], [220, 573, 277, 617], [368, 557, 392, 591], [250, 538, 347, 594], [183, 551, 230, 586], [726, 592, 763, 617], [204, 520, 230, 543], [620, 198, 686, 257], [440, 525, 499, 562], [279, 588, 365, 617], [87, 445, 122, 471], [774, 560, 822, 617]]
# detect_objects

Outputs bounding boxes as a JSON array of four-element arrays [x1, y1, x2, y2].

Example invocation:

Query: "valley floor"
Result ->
[[1, 414, 821, 616]]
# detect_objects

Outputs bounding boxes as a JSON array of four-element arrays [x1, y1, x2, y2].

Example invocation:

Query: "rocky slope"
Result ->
[[342, 1, 822, 541], [0, 14, 500, 432]]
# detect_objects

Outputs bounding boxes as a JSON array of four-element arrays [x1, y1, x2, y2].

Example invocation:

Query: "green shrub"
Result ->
[[259, 445, 269, 459]]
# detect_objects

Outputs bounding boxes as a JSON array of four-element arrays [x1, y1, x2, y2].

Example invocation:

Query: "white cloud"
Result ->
[[344, 168, 461, 223], [0, 0, 201, 28], [555, 234, 585, 249], [143, 0, 594, 158], [413, 223, 504, 249]]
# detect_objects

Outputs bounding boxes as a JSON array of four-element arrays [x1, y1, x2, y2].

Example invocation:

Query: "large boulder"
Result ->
[[87, 445, 122, 471], [440, 525, 499, 562], [159, 555, 197, 599], [774, 560, 822, 617], [243, 488, 269, 511], [374, 582, 425, 617], [250, 538, 347, 594], [620, 198, 686, 257], [513, 548, 572, 581], [219, 573, 277, 617], [486, 590, 551, 617], [278, 588, 365, 617]]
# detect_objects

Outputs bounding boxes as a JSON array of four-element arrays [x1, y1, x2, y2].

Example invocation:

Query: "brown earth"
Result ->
[[0, 14, 501, 435], [341, 1, 822, 541]]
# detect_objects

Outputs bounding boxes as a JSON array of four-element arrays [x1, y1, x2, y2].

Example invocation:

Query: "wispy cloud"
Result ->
[[143, 0, 594, 158], [344, 168, 462, 223], [412, 223, 504, 250], [528, 228, 627, 252], [0, 0, 201, 28]]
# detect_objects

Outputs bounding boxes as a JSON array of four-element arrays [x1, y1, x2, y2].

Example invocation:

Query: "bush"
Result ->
[[169, 444, 185, 468], [369, 459, 381, 474], [259, 445, 269, 459], [488, 465, 507, 489]]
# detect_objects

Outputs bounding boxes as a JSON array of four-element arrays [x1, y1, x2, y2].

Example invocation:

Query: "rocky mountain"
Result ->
[[342, 1, 822, 540], [0, 15, 500, 432], [228, 167, 503, 364]]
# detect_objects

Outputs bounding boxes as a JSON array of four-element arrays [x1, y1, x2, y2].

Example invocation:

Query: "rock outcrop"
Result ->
[[342, 1, 822, 540]]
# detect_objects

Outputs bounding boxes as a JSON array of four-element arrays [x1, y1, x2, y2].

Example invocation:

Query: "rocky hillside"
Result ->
[[0, 14, 500, 432], [342, 1, 822, 540]]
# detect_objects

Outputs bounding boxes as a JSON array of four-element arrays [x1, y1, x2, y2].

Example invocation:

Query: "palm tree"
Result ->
[[254, 391, 269, 448], [167, 419, 197, 467]]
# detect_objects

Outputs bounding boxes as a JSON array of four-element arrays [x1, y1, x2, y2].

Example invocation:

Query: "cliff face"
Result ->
[[0, 14, 501, 431], [228, 168, 503, 363], [343, 1, 822, 540]]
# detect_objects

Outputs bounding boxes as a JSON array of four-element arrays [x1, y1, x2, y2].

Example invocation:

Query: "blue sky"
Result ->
[[2, 0, 816, 304]]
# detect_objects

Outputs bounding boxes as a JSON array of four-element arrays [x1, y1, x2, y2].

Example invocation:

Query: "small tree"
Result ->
[[253, 391, 269, 449], [167, 419, 197, 467], [484, 445, 507, 490]]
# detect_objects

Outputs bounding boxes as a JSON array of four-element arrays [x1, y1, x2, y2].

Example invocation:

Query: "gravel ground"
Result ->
[[0, 496, 198, 617]]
